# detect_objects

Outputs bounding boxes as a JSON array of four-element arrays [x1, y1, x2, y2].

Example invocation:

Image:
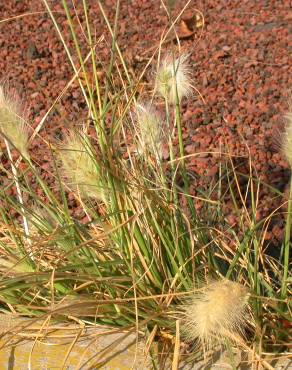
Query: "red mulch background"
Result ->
[[0, 0, 291, 246]]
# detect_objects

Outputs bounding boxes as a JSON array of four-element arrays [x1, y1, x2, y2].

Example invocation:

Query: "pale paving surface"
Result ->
[[0, 315, 290, 369]]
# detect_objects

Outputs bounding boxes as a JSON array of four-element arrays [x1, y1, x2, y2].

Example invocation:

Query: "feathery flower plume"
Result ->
[[59, 131, 104, 200], [0, 86, 29, 158], [282, 111, 292, 167], [155, 54, 192, 103], [181, 279, 250, 349], [135, 103, 163, 158]]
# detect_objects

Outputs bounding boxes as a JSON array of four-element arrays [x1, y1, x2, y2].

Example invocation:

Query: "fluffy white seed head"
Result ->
[[59, 131, 104, 200], [0, 86, 29, 158], [181, 279, 250, 349], [155, 54, 192, 103], [134, 103, 164, 158], [282, 111, 292, 168]]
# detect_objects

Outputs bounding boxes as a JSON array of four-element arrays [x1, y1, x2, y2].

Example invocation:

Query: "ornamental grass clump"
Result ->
[[181, 279, 250, 349], [0, 2, 290, 368], [155, 53, 192, 103], [0, 86, 29, 158]]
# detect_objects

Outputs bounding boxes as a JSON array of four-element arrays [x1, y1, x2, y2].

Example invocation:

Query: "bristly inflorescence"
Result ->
[[181, 279, 250, 350], [58, 131, 105, 201], [155, 53, 192, 103], [134, 102, 164, 158], [282, 110, 292, 168], [0, 86, 29, 158]]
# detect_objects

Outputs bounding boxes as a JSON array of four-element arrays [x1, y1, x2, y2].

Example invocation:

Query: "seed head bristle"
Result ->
[[155, 54, 192, 103], [181, 279, 250, 350], [0, 86, 29, 158], [59, 131, 104, 200]]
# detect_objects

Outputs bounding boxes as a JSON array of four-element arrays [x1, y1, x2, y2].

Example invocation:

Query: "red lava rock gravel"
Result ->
[[0, 0, 291, 245]]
